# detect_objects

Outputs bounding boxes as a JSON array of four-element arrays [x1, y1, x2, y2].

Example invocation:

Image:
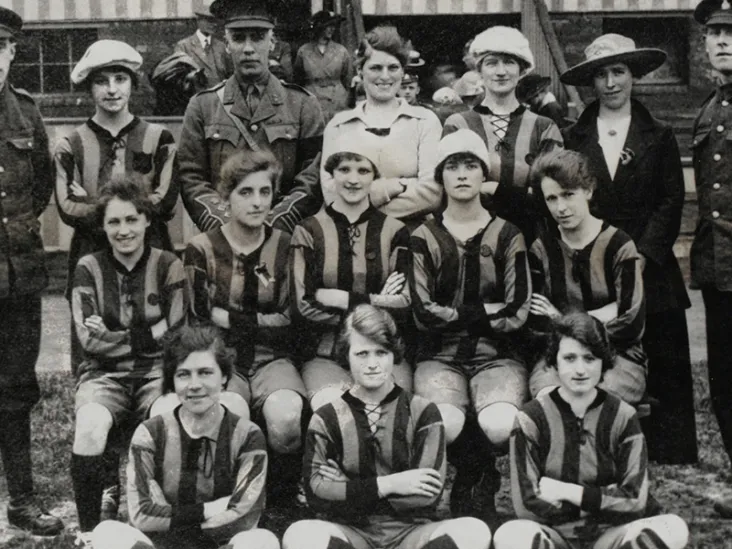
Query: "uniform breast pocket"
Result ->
[[263, 124, 298, 145], [204, 125, 239, 173], [4, 133, 35, 182]]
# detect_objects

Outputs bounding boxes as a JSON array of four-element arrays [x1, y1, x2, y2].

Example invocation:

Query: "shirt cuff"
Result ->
[[580, 486, 602, 513], [346, 478, 380, 507]]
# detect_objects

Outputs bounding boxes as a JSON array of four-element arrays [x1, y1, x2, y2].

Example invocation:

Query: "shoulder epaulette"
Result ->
[[10, 85, 36, 102], [700, 89, 717, 108], [281, 81, 315, 97], [196, 80, 226, 97]]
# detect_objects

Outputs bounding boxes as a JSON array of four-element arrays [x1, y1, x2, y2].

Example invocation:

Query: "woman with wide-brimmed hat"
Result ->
[[561, 33, 697, 465], [293, 10, 353, 123]]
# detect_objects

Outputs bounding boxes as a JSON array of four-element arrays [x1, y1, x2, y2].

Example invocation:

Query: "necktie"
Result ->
[[203, 38, 211, 54], [247, 85, 260, 116]]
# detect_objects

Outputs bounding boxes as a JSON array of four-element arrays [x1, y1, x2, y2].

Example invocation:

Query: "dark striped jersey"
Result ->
[[304, 385, 445, 524], [529, 223, 645, 348], [510, 389, 649, 538], [290, 205, 410, 358], [409, 214, 531, 363], [184, 225, 292, 373], [71, 246, 187, 376], [127, 407, 267, 543]]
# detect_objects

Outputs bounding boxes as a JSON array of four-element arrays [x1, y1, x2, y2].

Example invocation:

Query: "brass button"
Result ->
[[724, 100, 730, 107], [714, 153, 722, 161], [0, 166, 5, 173], [213, 133, 220, 138], [0, 191, 6, 198], [1, 217, 7, 224], [250, 124, 258, 132], [713, 211, 721, 219], [714, 183, 721, 190], [718, 125, 725, 132]]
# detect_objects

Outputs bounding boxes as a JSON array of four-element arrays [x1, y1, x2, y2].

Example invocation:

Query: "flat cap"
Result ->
[[0, 7, 22, 40], [695, 0, 732, 25], [71, 40, 142, 85], [209, 0, 274, 29]]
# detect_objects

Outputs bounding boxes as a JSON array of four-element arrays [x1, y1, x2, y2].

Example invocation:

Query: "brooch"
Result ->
[[254, 263, 273, 287], [619, 147, 635, 166]]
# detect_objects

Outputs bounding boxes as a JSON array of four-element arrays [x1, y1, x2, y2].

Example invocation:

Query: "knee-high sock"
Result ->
[[71, 453, 105, 531], [0, 410, 34, 504], [423, 534, 460, 549], [531, 531, 555, 549], [102, 446, 120, 492], [448, 416, 496, 488], [618, 528, 670, 549]]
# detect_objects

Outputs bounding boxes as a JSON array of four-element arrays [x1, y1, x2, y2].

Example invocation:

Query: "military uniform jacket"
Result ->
[[178, 74, 325, 232], [690, 84, 732, 291], [0, 84, 52, 297]]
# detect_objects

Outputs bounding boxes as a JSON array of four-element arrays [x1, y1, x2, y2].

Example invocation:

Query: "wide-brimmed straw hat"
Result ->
[[516, 74, 551, 102], [309, 10, 344, 31], [560, 34, 666, 86]]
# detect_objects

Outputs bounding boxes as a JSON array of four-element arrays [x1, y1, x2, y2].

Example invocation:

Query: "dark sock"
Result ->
[[619, 528, 670, 549], [326, 537, 355, 549], [71, 453, 105, 531], [423, 534, 460, 549], [532, 531, 555, 549], [0, 411, 34, 504], [268, 450, 304, 502], [102, 447, 120, 494]]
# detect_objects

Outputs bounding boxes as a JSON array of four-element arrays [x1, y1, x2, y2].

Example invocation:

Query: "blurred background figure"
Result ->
[[516, 73, 569, 128], [173, 6, 232, 88], [269, 27, 293, 81], [150, 51, 207, 115], [429, 61, 459, 97], [294, 10, 353, 123], [452, 70, 484, 108], [399, 49, 426, 106]]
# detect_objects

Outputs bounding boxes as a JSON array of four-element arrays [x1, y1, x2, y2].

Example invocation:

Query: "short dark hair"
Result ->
[[529, 149, 597, 197], [335, 304, 404, 367], [161, 323, 236, 394], [434, 152, 489, 186], [85, 65, 140, 90], [95, 173, 153, 227], [323, 152, 381, 179], [356, 25, 410, 70], [217, 148, 282, 201], [545, 312, 615, 375]]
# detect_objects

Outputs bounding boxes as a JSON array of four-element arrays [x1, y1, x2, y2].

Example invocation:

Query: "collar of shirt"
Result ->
[[87, 116, 140, 142], [335, 97, 430, 127], [106, 244, 152, 276], [196, 29, 211, 49], [236, 71, 270, 98], [325, 202, 378, 226], [718, 83, 732, 103], [342, 385, 402, 409], [473, 103, 526, 118], [549, 386, 607, 417]]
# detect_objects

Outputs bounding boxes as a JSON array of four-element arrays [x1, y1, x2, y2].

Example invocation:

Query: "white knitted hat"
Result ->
[[470, 26, 535, 73], [71, 40, 142, 85], [325, 130, 382, 175], [435, 129, 491, 181]]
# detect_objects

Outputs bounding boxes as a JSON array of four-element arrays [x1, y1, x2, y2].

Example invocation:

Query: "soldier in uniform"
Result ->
[[178, 0, 325, 234], [0, 6, 64, 536], [692, 0, 732, 518]]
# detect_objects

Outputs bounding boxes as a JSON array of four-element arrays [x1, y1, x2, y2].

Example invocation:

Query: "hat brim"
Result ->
[[0, 26, 14, 39], [311, 15, 345, 30], [517, 76, 551, 100], [560, 49, 666, 86], [225, 18, 274, 29]]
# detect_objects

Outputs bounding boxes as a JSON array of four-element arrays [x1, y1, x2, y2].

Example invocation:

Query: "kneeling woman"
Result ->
[[527, 149, 646, 405], [494, 313, 688, 549], [283, 305, 491, 549], [93, 324, 279, 549]]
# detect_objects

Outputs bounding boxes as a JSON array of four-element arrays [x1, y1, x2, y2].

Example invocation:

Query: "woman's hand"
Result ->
[[530, 294, 561, 319], [69, 181, 88, 198], [211, 307, 231, 329], [83, 315, 109, 335], [380, 272, 405, 296], [318, 459, 348, 482], [378, 468, 443, 498]]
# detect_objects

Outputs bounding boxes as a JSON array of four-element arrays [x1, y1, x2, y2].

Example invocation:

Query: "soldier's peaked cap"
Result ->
[[209, 0, 274, 29], [695, 0, 732, 26], [0, 7, 22, 39]]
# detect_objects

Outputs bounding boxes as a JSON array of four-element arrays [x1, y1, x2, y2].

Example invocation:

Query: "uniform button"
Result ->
[[713, 211, 721, 219], [0, 166, 5, 173], [718, 125, 725, 132], [1, 217, 6, 224], [714, 153, 722, 161], [724, 100, 730, 107], [250, 124, 258, 132], [0, 191, 6, 198], [714, 182, 722, 190], [213, 133, 220, 138]]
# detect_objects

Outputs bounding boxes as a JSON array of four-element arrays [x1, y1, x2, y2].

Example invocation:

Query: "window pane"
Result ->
[[14, 35, 40, 64], [11, 65, 41, 93], [43, 32, 69, 64], [44, 65, 71, 92], [72, 30, 98, 61]]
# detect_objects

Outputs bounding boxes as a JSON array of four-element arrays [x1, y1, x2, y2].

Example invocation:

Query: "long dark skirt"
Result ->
[[640, 308, 698, 465]]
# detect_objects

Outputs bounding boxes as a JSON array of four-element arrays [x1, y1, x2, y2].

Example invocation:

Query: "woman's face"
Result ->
[[228, 170, 273, 231], [442, 156, 484, 203], [333, 157, 375, 206], [103, 198, 150, 258], [540, 176, 592, 232], [348, 330, 394, 392], [479, 53, 523, 98], [90, 70, 133, 116], [556, 337, 603, 398], [174, 349, 227, 417], [593, 62, 633, 111], [360, 49, 404, 104]]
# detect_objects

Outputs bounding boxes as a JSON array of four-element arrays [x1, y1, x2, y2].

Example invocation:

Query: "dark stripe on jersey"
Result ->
[[100, 256, 124, 331], [455, 229, 482, 360], [213, 416, 233, 499], [603, 228, 625, 306], [426, 221, 461, 306], [177, 428, 198, 506], [619, 255, 636, 316], [335, 218, 355, 291], [576, 247, 595, 310], [545, 235, 569, 311], [307, 218, 328, 296], [559, 413, 580, 485], [365, 213, 385, 294], [393, 227, 410, 275], [499, 111, 523, 186], [596, 396, 620, 487], [391, 393, 411, 472], [209, 229, 235, 307]]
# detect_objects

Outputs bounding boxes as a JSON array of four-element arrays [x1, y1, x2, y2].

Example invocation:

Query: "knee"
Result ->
[[478, 403, 518, 447], [230, 528, 280, 549], [439, 405, 465, 445], [649, 514, 690, 549], [220, 392, 250, 420], [437, 517, 492, 549], [148, 393, 179, 418], [283, 520, 336, 549], [310, 388, 346, 412], [92, 520, 152, 549], [493, 520, 542, 549], [263, 390, 304, 454], [74, 404, 113, 455]]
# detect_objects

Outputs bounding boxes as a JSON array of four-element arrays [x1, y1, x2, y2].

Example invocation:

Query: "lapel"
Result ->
[[610, 100, 655, 185], [186, 35, 212, 72], [570, 105, 614, 184], [227, 75, 283, 124]]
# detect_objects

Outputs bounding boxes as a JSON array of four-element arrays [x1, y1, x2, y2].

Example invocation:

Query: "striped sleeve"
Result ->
[[148, 126, 179, 219], [54, 135, 96, 230], [127, 422, 204, 532], [257, 230, 291, 328], [290, 222, 342, 326], [605, 234, 645, 344], [370, 224, 411, 310], [202, 422, 268, 539], [184, 240, 213, 321], [580, 406, 649, 517], [162, 254, 188, 332], [71, 257, 132, 358]]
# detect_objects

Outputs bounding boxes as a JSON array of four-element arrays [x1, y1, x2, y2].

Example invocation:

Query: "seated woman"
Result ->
[[527, 149, 646, 405], [180, 148, 307, 504], [70, 175, 187, 539], [493, 313, 689, 549], [283, 305, 491, 549], [292, 133, 412, 411], [93, 324, 279, 549]]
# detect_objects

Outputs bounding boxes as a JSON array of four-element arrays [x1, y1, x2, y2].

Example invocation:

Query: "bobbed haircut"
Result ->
[[434, 152, 490, 186], [85, 65, 140, 91], [95, 173, 153, 227], [545, 312, 616, 375], [217, 148, 282, 201], [529, 149, 597, 197], [323, 151, 381, 179], [356, 25, 410, 70], [335, 304, 404, 368], [161, 323, 236, 394]]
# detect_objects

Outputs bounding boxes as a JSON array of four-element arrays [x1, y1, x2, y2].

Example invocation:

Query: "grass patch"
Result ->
[[2, 361, 732, 548]]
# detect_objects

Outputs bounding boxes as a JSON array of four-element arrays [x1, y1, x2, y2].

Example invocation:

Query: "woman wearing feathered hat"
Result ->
[[293, 10, 353, 123], [561, 34, 697, 465], [443, 26, 563, 241]]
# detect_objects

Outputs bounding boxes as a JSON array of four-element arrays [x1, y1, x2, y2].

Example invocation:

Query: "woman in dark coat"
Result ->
[[561, 33, 697, 464]]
